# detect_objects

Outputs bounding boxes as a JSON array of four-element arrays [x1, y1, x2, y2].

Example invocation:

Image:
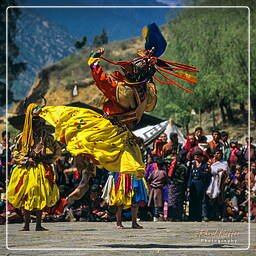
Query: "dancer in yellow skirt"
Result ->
[[36, 47, 157, 201], [103, 172, 148, 229], [8, 103, 61, 231], [35, 23, 198, 201]]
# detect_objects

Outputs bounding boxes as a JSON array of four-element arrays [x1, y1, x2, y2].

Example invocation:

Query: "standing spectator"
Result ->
[[194, 127, 203, 144], [0, 131, 14, 183], [147, 159, 168, 221], [151, 133, 168, 157], [163, 132, 182, 158], [187, 150, 210, 221], [207, 130, 223, 158], [220, 131, 229, 153], [167, 152, 187, 221], [241, 137, 255, 165], [184, 134, 198, 163], [224, 139, 242, 174], [207, 149, 228, 220]]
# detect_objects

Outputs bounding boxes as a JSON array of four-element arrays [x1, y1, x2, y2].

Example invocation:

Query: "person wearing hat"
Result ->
[[36, 24, 199, 202], [8, 103, 61, 231], [187, 150, 210, 222]]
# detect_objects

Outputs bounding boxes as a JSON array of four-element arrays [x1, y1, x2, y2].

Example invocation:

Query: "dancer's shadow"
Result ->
[[97, 243, 236, 249], [61, 229, 97, 232]]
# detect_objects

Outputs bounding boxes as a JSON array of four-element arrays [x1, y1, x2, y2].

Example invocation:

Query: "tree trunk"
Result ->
[[212, 105, 216, 128], [199, 108, 202, 127], [224, 102, 235, 123], [251, 97, 256, 124], [185, 123, 189, 135], [239, 103, 247, 121], [219, 100, 226, 123]]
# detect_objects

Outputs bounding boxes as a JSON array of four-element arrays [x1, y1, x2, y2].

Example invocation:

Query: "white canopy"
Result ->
[[133, 120, 186, 146]]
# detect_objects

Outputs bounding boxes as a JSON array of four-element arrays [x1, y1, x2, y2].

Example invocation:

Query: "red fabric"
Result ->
[[184, 135, 197, 151], [44, 164, 54, 188], [208, 140, 218, 150], [162, 141, 173, 157], [152, 140, 167, 157], [229, 148, 239, 169], [49, 198, 68, 215], [75, 171, 79, 180], [91, 64, 127, 116], [168, 158, 177, 177]]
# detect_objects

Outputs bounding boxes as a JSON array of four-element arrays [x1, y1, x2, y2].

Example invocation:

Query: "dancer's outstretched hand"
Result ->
[[96, 48, 105, 55]]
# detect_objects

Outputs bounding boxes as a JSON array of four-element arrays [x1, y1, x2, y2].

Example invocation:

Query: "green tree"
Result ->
[[93, 29, 108, 47], [153, 0, 252, 131], [0, 0, 26, 107], [75, 36, 87, 49]]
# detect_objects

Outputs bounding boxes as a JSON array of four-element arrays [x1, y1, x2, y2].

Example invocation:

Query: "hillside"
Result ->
[[9, 0, 254, 141], [13, 35, 146, 113], [14, 9, 77, 100]]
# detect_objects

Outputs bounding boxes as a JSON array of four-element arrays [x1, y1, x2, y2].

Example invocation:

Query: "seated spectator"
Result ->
[[88, 184, 110, 222], [250, 194, 256, 222], [45, 185, 69, 222]]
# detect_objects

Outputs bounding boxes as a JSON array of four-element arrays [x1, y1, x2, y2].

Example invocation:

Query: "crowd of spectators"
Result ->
[[0, 127, 255, 225]]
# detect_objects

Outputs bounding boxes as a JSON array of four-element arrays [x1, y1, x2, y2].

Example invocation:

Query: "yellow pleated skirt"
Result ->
[[8, 163, 59, 211], [39, 106, 145, 178], [106, 173, 148, 209]]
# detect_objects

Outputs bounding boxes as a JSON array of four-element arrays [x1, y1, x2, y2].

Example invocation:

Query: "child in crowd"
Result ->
[[147, 159, 168, 221]]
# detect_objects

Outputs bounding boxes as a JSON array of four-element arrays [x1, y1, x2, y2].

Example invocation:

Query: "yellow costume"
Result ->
[[38, 106, 145, 178], [8, 104, 60, 211], [104, 173, 148, 209]]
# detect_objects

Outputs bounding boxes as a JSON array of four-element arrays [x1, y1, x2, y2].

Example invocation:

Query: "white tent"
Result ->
[[133, 120, 186, 146], [164, 120, 186, 145], [133, 121, 168, 145]]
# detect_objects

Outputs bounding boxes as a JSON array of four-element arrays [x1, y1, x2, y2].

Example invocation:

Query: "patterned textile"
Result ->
[[8, 163, 59, 211], [39, 106, 145, 178]]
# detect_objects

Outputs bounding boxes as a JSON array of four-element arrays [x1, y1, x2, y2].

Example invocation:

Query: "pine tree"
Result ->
[[0, 0, 26, 107]]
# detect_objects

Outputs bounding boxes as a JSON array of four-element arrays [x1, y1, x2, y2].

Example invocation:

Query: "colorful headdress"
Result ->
[[100, 23, 199, 93]]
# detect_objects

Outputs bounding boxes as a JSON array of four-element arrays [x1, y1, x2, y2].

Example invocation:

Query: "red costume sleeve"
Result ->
[[90, 62, 117, 102]]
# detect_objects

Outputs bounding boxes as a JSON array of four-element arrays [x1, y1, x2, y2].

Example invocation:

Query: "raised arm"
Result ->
[[88, 48, 117, 102]]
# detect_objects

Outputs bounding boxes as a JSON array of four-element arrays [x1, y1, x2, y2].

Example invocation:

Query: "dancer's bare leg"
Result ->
[[131, 205, 143, 229], [67, 155, 95, 201], [35, 210, 48, 231], [20, 209, 30, 231], [67, 173, 92, 201], [116, 206, 124, 229]]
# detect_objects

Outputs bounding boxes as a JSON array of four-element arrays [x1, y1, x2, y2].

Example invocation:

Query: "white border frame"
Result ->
[[5, 5, 251, 251]]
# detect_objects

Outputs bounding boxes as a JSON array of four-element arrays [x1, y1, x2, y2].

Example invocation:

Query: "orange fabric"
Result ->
[[14, 173, 26, 194], [91, 64, 127, 116], [208, 140, 218, 149], [44, 164, 54, 188], [152, 140, 167, 157]]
